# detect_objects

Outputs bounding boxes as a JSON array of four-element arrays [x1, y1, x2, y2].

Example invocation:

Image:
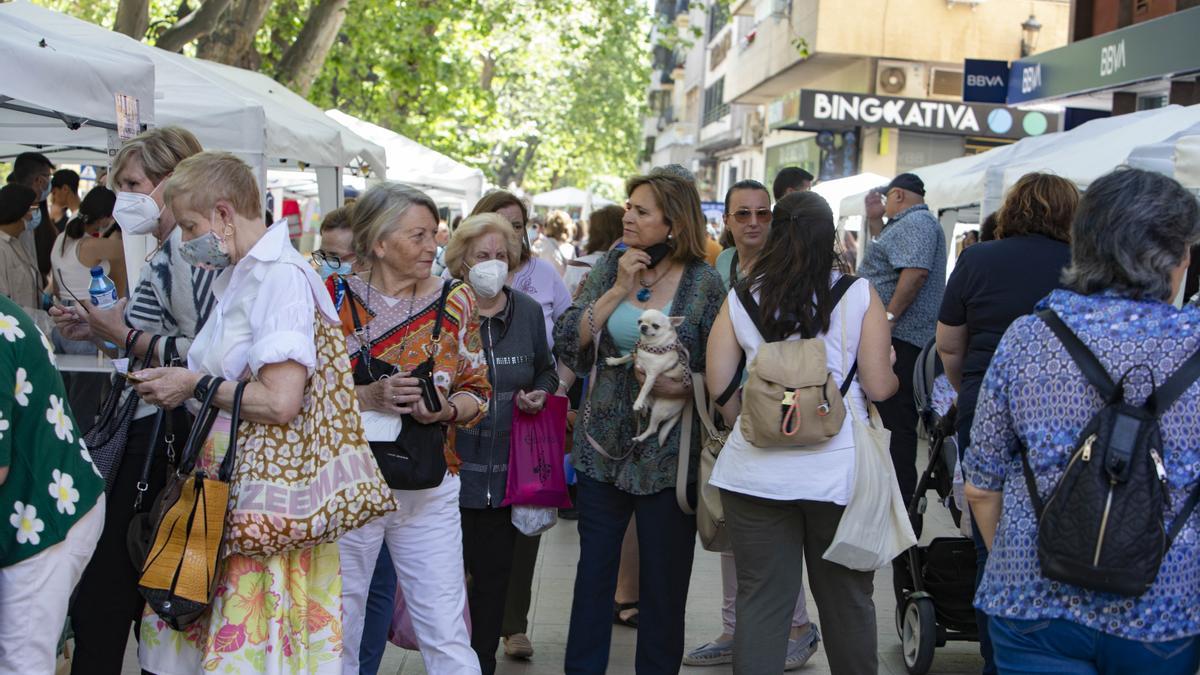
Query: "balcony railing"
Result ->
[[702, 102, 731, 126]]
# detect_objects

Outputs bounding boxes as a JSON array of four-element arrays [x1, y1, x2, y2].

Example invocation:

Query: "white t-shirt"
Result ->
[[708, 273, 870, 505]]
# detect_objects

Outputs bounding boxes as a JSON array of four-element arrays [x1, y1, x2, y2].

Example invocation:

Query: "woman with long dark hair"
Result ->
[[704, 191, 897, 675], [49, 187, 126, 346]]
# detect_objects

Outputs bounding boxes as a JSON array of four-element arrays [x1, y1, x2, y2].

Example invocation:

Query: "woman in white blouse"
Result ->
[[131, 152, 345, 674]]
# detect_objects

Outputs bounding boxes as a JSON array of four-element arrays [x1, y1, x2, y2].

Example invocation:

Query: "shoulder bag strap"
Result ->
[[1016, 439, 1046, 518], [715, 352, 745, 408], [830, 275, 859, 395], [133, 408, 165, 511], [430, 279, 455, 342], [1167, 480, 1200, 546], [1148, 347, 1200, 416], [178, 377, 225, 474], [581, 302, 640, 462], [673, 369, 713, 517], [1037, 309, 1117, 400], [217, 382, 247, 482]]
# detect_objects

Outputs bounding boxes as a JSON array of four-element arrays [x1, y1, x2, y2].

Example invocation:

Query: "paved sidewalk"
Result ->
[[124, 474, 984, 674]]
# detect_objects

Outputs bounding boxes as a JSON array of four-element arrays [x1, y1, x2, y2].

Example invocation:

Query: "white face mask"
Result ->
[[113, 190, 161, 235], [468, 259, 508, 299]]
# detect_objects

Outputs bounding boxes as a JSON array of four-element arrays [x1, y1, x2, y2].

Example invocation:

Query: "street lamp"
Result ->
[[1021, 14, 1042, 57]]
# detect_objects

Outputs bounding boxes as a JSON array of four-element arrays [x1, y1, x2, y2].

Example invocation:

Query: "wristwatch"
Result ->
[[886, 311, 896, 322], [193, 375, 214, 402]]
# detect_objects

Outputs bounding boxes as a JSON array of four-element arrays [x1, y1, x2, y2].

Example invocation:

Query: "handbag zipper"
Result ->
[[483, 319, 498, 507], [1040, 440, 1091, 516], [1094, 479, 1116, 566]]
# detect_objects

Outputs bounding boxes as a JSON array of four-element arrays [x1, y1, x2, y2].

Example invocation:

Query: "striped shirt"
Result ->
[[123, 228, 217, 418]]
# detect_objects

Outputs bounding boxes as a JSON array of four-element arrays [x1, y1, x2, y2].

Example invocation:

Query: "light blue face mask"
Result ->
[[26, 208, 41, 231], [319, 259, 352, 279], [41, 183, 52, 202]]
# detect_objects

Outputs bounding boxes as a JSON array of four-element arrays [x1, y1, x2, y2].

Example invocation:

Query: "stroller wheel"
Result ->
[[901, 597, 937, 675]]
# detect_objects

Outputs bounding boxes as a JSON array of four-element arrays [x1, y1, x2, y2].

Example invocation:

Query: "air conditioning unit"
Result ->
[[929, 67, 965, 99], [876, 60, 927, 99]]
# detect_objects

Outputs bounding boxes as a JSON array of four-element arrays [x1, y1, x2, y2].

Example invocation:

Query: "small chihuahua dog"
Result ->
[[607, 308, 688, 445]]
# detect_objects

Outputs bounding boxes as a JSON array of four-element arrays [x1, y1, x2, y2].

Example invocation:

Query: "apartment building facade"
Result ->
[[640, 0, 1073, 200]]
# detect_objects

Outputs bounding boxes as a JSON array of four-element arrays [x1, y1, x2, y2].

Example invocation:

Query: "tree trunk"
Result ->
[[155, 0, 236, 52], [275, 0, 351, 96], [195, 0, 274, 67], [114, 0, 150, 39]]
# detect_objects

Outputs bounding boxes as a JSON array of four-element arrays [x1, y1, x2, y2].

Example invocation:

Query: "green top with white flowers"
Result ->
[[0, 295, 103, 567]]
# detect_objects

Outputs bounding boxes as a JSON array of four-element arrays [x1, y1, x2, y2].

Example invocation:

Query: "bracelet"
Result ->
[[193, 375, 214, 402], [445, 398, 460, 425]]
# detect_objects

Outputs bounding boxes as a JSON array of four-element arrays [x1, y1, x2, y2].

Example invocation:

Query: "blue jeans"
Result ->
[[989, 616, 1200, 675], [358, 546, 398, 675], [565, 473, 696, 674]]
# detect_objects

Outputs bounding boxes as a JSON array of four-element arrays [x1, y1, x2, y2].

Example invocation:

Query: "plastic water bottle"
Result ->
[[88, 266, 119, 309]]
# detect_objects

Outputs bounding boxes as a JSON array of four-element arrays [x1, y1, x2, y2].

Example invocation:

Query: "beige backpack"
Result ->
[[737, 275, 858, 448]]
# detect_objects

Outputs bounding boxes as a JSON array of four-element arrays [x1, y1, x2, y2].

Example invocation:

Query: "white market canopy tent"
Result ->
[[327, 110, 485, 210], [811, 172, 888, 224], [0, 1, 155, 156], [995, 104, 1200, 212], [0, 2, 386, 279], [1126, 123, 1200, 190], [839, 104, 1200, 219], [532, 187, 614, 209]]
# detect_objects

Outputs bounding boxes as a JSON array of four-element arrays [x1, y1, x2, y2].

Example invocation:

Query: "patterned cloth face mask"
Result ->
[[179, 210, 234, 270]]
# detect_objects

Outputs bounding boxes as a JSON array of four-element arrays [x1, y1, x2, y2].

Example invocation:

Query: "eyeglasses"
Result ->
[[730, 208, 772, 224], [312, 250, 345, 266]]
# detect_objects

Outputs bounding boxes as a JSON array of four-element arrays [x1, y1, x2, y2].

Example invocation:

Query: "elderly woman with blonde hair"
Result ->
[[443, 212, 558, 673]]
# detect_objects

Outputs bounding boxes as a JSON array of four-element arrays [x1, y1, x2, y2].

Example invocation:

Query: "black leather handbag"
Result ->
[[348, 280, 454, 491]]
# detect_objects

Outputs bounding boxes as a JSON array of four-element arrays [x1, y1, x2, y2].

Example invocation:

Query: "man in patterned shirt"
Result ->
[[857, 172, 946, 506]]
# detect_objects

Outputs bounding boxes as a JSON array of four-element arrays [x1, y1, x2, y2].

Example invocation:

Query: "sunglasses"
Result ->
[[730, 208, 772, 225]]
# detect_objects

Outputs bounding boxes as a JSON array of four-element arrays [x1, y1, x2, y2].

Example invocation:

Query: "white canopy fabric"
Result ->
[[996, 105, 1200, 213], [532, 187, 614, 209], [326, 110, 485, 209], [0, 1, 155, 156], [1123, 120, 1200, 192], [201, 63, 386, 176], [0, 2, 384, 179], [811, 173, 887, 222]]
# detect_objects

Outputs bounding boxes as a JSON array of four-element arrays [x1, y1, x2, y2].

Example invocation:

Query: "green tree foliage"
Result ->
[[34, 0, 651, 196]]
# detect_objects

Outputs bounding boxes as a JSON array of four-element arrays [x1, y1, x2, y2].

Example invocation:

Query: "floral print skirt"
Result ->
[[138, 543, 344, 674]]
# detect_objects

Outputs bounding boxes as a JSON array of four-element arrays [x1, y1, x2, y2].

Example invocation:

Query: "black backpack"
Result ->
[[1018, 309, 1200, 597]]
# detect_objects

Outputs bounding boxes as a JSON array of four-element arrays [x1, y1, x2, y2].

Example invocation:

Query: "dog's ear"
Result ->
[[669, 316, 684, 327]]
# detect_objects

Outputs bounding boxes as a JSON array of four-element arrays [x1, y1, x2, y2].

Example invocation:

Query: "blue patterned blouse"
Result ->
[[964, 289, 1200, 642]]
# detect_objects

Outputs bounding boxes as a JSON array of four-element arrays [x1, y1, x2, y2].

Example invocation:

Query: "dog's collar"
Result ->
[[636, 340, 683, 355]]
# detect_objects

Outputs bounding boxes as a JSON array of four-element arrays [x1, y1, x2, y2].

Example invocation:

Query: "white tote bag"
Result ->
[[822, 401, 918, 571]]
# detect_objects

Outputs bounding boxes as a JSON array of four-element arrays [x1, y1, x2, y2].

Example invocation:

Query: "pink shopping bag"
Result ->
[[501, 394, 573, 509]]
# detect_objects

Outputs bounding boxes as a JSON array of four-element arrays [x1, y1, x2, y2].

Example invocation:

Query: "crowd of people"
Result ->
[[1, 122, 1200, 675]]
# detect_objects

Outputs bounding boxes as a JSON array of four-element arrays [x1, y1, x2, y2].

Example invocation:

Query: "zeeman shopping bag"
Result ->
[[501, 395, 573, 509], [823, 403, 918, 571]]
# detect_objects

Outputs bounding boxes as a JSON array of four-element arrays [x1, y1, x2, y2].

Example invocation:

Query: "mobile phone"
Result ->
[[125, 371, 148, 383], [644, 242, 672, 268], [416, 375, 442, 413]]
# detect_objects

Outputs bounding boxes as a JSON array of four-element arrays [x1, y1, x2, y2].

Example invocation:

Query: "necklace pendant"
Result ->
[[636, 288, 652, 302]]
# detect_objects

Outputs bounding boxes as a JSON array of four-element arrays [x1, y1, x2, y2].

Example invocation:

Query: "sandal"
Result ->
[[613, 601, 639, 628]]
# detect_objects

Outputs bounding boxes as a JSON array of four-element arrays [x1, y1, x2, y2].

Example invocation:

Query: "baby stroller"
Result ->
[[893, 339, 978, 675]]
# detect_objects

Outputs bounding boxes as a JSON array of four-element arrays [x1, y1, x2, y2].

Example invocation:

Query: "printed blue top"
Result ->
[[964, 289, 1200, 642], [856, 204, 946, 348]]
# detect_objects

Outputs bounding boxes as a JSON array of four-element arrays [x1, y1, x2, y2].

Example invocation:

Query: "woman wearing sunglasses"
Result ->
[[713, 181, 772, 291]]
